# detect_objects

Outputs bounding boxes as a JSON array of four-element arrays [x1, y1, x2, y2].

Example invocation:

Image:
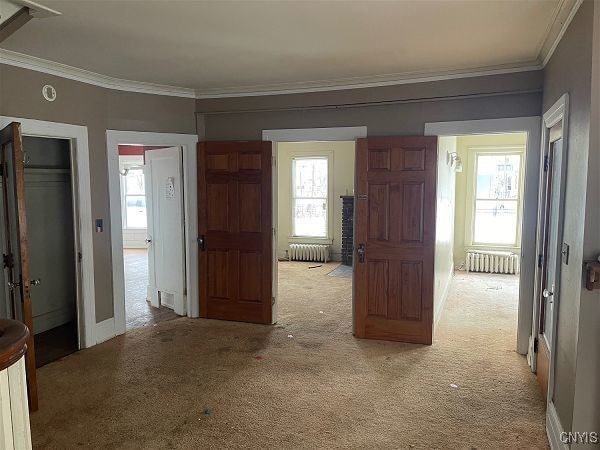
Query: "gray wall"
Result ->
[[197, 71, 543, 140], [541, 0, 594, 433], [0, 64, 197, 322]]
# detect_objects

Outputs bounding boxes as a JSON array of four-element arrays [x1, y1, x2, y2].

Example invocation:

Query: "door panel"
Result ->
[[536, 137, 564, 396], [0, 122, 38, 411], [198, 141, 272, 324], [144, 147, 186, 315], [355, 136, 437, 344]]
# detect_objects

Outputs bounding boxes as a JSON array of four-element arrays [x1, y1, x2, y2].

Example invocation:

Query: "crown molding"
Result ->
[[193, 62, 543, 99], [0, 49, 196, 98], [539, 0, 584, 67], [0, 0, 583, 100]]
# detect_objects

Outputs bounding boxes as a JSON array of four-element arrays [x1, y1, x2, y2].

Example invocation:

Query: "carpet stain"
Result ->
[[30, 263, 547, 449]]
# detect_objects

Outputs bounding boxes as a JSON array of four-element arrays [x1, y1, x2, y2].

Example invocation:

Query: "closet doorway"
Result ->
[[0, 136, 80, 367]]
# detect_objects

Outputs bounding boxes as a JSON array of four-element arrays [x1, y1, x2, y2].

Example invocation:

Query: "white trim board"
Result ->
[[0, 116, 96, 348], [95, 318, 116, 345], [263, 127, 367, 142], [106, 130, 198, 338], [535, 94, 569, 405], [425, 116, 542, 358], [0, 49, 196, 99], [0, 0, 582, 100], [547, 402, 569, 450]]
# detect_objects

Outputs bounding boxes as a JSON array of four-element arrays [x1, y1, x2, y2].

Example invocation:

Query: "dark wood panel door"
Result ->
[[0, 122, 38, 410], [198, 141, 272, 324], [354, 136, 437, 344]]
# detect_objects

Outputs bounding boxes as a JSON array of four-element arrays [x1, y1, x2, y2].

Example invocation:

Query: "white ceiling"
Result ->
[[0, 0, 576, 97]]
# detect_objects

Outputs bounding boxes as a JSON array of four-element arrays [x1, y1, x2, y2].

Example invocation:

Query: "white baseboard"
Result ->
[[95, 318, 116, 345], [547, 401, 568, 450], [434, 264, 454, 329]]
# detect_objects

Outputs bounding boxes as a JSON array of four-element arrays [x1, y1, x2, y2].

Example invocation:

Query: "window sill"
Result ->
[[288, 236, 333, 245], [466, 244, 520, 253]]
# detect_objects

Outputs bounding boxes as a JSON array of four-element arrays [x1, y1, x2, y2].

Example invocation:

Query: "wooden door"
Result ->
[[354, 136, 437, 344], [0, 122, 38, 411], [198, 141, 272, 324]]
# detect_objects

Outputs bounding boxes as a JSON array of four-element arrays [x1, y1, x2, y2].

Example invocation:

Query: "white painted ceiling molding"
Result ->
[[0, 0, 583, 99], [0, 49, 197, 98]]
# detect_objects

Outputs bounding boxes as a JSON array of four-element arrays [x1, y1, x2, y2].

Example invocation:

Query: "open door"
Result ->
[[354, 136, 437, 344], [0, 122, 38, 411], [535, 125, 565, 401], [144, 147, 186, 316], [197, 141, 272, 324]]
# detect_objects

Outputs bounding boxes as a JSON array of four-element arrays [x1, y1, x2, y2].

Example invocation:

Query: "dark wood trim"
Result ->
[[0, 319, 28, 372]]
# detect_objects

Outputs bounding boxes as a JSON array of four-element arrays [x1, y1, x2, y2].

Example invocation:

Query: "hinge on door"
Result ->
[[272, 156, 276, 167], [543, 154, 549, 172], [272, 227, 275, 237], [3, 253, 13, 268], [78, 252, 83, 262], [537, 253, 543, 268], [272, 297, 275, 305], [533, 337, 539, 353]]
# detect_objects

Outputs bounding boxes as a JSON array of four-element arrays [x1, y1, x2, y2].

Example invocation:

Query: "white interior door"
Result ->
[[542, 139, 563, 349], [144, 147, 186, 316]]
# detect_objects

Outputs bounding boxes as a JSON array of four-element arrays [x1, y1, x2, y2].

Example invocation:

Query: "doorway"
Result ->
[[275, 140, 355, 333], [0, 136, 80, 367], [435, 132, 528, 349], [425, 117, 542, 356], [117, 144, 184, 330], [106, 130, 199, 340]]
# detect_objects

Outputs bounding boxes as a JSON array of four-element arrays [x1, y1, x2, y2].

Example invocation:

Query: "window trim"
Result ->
[[465, 145, 526, 250], [119, 155, 147, 230], [289, 151, 334, 241]]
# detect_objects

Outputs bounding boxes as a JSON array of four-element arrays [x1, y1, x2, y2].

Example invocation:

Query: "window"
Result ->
[[472, 153, 522, 245], [123, 167, 147, 229], [292, 157, 328, 238]]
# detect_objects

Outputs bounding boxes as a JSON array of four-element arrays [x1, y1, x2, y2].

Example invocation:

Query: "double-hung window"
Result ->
[[471, 151, 522, 246], [122, 165, 147, 229], [292, 157, 328, 238]]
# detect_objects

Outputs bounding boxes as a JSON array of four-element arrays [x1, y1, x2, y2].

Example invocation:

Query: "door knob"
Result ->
[[542, 288, 554, 298], [7, 281, 20, 291], [145, 237, 152, 244], [198, 235, 206, 251], [357, 244, 366, 263], [31, 278, 41, 286]]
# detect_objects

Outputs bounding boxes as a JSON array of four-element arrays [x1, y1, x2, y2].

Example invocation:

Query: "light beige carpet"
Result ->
[[30, 263, 547, 449]]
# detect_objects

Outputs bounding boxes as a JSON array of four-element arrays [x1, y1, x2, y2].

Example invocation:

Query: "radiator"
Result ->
[[466, 251, 519, 274], [289, 243, 330, 263]]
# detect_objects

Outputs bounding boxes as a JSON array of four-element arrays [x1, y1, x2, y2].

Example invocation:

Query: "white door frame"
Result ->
[[0, 116, 96, 348], [532, 95, 569, 448], [424, 116, 542, 357], [106, 131, 198, 337], [262, 126, 367, 324]]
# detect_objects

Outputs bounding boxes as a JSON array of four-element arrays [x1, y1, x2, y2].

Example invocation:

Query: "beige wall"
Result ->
[[0, 64, 197, 323], [541, 0, 595, 434], [433, 136, 456, 330], [453, 132, 528, 268], [276, 141, 355, 261]]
